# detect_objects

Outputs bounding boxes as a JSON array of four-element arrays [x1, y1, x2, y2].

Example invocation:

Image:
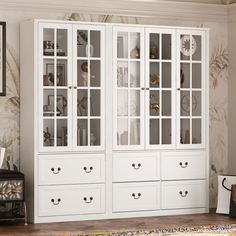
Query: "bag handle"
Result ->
[[222, 177, 232, 191]]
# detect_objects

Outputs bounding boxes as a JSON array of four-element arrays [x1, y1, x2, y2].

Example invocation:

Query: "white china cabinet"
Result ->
[[20, 19, 209, 223]]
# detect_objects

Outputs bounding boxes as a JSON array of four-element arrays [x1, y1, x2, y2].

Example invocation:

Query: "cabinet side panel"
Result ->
[[20, 20, 36, 223]]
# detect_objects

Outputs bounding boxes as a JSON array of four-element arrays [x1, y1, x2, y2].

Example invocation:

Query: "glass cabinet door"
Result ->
[[146, 29, 175, 148], [177, 30, 205, 147], [39, 23, 72, 151], [73, 25, 105, 150], [113, 27, 145, 150]]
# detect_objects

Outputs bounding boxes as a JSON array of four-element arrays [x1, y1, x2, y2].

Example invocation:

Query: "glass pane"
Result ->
[[43, 28, 55, 56], [117, 61, 128, 87], [192, 35, 201, 61], [162, 119, 171, 144], [180, 63, 190, 88], [57, 119, 67, 146], [192, 63, 201, 89], [162, 62, 171, 88], [43, 89, 55, 117], [117, 32, 128, 59], [77, 30, 88, 57], [130, 32, 140, 59], [56, 59, 67, 86], [162, 91, 171, 116], [117, 119, 128, 145], [90, 60, 100, 87], [150, 33, 159, 59], [180, 35, 190, 60], [90, 90, 100, 116], [180, 119, 190, 144], [77, 60, 88, 87], [57, 29, 67, 56], [130, 90, 140, 116], [90, 31, 100, 58], [90, 119, 100, 146], [130, 62, 140, 88], [192, 91, 201, 116], [77, 119, 88, 146], [130, 119, 140, 145], [181, 91, 190, 116], [56, 90, 68, 117], [77, 90, 88, 116], [44, 59, 54, 86], [150, 90, 159, 116], [43, 119, 54, 146], [150, 119, 159, 145], [192, 119, 201, 144], [117, 90, 128, 116], [150, 62, 159, 88], [162, 34, 171, 60]]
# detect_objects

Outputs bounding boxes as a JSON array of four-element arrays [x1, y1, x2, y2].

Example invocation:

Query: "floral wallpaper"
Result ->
[[0, 11, 228, 207]]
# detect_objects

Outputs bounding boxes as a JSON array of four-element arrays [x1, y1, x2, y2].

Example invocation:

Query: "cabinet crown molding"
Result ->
[[0, 0, 229, 23]]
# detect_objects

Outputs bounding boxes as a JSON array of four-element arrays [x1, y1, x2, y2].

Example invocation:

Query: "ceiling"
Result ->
[[157, 0, 235, 4]]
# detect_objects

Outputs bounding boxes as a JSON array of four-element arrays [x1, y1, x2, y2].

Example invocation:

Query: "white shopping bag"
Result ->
[[216, 175, 236, 214]]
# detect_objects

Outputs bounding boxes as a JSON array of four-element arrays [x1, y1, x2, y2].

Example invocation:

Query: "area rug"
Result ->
[[79, 224, 236, 236]]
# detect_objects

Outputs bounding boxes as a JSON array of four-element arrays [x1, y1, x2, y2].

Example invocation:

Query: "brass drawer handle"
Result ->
[[132, 193, 141, 199], [132, 163, 141, 170], [179, 162, 188, 168], [179, 191, 188, 197], [51, 167, 61, 174], [83, 166, 93, 173], [83, 197, 93, 203], [51, 198, 61, 205]]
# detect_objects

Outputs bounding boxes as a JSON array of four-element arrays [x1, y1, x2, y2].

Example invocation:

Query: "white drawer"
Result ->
[[38, 154, 105, 185], [161, 180, 206, 209], [38, 184, 105, 216], [161, 151, 206, 180], [113, 182, 160, 212], [113, 153, 160, 182]]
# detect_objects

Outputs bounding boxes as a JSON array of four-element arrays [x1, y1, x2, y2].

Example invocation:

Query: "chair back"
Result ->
[[0, 147, 6, 168]]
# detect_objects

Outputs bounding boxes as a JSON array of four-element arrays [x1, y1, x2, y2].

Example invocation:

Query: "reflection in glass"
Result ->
[[180, 119, 190, 144], [150, 62, 159, 88], [192, 119, 201, 144], [130, 32, 140, 59], [162, 119, 171, 144], [43, 89, 55, 117], [77, 119, 88, 146], [130, 119, 140, 145], [181, 91, 190, 116], [90, 31, 100, 58], [150, 34, 159, 59], [162, 91, 171, 116], [57, 29, 67, 56], [150, 90, 159, 116], [117, 32, 128, 58], [90, 90, 100, 116], [77, 30, 88, 57], [192, 35, 201, 61], [192, 63, 201, 88], [117, 90, 128, 116], [56, 59, 67, 86], [43, 119, 54, 146], [117, 61, 128, 87], [43, 59, 54, 86], [117, 119, 128, 145], [130, 62, 140, 88], [57, 119, 67, 146], [90, 60, 100, 87], [150, 119, 159, 145], [180, 63, 190, 88], [77, 60, 88, 87], [56, 89, 68, 117], [77, 90, 88, 116], [130, 90, 140, 116], [43, 28, 55, 56], [90, 119, 100, 146], [192, 91, 201, 116], [162, 34, 171, 60], [162, 62, 171, 88]]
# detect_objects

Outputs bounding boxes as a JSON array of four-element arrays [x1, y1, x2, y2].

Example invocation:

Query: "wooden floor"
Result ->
[[0, 212, 236, 236]]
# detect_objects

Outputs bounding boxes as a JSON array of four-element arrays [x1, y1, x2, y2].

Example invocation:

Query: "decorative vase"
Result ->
[[86, 44, 94, 57], [0, 148, 6, 169]]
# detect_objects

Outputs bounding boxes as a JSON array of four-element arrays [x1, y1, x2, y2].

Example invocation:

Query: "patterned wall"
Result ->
[[0, 12, 228, 207]]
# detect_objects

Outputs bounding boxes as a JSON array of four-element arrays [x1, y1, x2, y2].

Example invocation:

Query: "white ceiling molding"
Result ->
[[0, 0, 228, 23]]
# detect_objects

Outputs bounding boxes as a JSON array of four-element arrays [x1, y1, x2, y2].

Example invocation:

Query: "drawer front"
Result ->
[[162, 180, 206, 209], [161, 151, 206, 180], [113, 153, 160, 182], [39, 184, 105, 216], [38, 154, 105, 185], [113, 182, 160, 212]]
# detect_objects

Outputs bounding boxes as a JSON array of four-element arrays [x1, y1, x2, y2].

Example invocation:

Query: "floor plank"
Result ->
[[0, 212, 236, 236]]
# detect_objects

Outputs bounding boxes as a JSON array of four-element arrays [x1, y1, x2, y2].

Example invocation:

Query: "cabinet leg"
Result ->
[[23, 202, 28, 226]]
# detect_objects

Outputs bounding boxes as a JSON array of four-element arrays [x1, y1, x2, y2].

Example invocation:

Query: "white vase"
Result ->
[[85, 44, 94, 57], [0, 148, 6, 169]]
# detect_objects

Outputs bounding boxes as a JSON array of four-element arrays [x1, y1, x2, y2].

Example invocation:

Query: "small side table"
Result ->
[[0, 169, 27, 225]]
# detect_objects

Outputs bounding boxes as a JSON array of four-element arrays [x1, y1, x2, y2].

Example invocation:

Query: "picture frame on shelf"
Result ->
[[0, 22, 6, 96], [46, 63, 66, 86]]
